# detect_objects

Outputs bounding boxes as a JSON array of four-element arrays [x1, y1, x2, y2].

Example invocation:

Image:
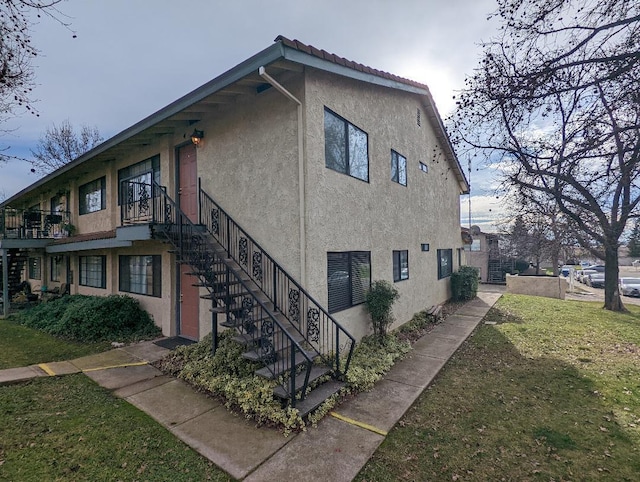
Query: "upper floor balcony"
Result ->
[[0, 208, 73, 241]]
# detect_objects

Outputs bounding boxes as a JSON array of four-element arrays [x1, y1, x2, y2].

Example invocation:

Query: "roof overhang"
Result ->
[[2, 36, 469, 204]]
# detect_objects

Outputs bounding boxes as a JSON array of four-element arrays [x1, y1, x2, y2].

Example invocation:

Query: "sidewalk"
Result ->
[[0, 289, 502, 481]]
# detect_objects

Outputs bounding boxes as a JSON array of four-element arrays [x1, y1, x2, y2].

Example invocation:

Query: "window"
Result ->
[[324, 108, 369, 182], [327, 251, 371, 313], [118, 155, 160, 205], [79, 177, 106, 215], [391, 150, 407, 186], [419, 161, 428, 173], [417, 108, 421, 127], [28, 257, 41, 280], [470, 239, 481, 251], [438, 249, 453, 279], [393, 250, 409, 282], [80, 255, 106, 288], [119, 255, 161, 297], [50, 256, 61, 282]]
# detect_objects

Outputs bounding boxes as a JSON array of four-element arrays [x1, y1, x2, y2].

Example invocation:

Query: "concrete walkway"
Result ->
[[0, 289, 502, 481]]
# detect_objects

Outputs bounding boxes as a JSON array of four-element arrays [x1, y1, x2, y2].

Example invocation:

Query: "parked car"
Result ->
[[619, 277, 640, 297], [560, 265, 574, 277], [579, 269, 597, 283], [586, 272, 605, 288], [585, 264, 605, 272]]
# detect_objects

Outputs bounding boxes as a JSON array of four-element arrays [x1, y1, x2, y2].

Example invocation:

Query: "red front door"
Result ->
[[178, 143, 199, 339]]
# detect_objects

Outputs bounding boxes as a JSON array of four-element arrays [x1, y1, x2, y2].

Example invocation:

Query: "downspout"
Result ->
[[258, 66, 307, 285]]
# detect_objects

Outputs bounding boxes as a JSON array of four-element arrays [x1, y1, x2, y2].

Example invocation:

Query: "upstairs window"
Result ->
[[79, 177, 106, 215], [118, 155, 160, 205], [393, 250, 409, 282], [327, 251, 371, 313], [391, 150, 407, 186], [324, 108, 369, 182]]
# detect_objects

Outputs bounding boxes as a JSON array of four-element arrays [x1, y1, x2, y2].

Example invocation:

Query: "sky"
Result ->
[[0, 0, 505, 231]]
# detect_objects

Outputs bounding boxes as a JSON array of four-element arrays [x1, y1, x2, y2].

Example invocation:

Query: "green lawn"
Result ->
[[0, 374, 233, 481], [0, 317, 110, 369], [357, 294, 640, 481]]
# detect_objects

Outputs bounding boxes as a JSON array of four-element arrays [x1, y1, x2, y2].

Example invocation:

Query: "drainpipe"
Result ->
[[258, 66, 307, 285], [2, 249, 8, 318]]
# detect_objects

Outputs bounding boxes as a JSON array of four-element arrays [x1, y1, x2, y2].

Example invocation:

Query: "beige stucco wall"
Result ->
[[8, 67, 465, 343], [194, 78, 302, 279], [303, 69, 464, 340], [506, 274, 567, 299]]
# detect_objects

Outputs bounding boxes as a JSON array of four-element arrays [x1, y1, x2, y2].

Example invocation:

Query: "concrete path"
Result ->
[[0, 289, 502, 481]]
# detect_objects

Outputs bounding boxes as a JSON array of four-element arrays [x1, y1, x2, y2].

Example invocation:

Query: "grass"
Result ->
[[0, 317, 110, 369], [0, 374, 233, 481], [357, 294, 640, 481]]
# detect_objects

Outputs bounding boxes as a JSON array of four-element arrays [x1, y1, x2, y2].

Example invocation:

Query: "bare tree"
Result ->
[[0, 0, 73, 162], [29, 120, 102, 174], [450, 0, 640, 311]]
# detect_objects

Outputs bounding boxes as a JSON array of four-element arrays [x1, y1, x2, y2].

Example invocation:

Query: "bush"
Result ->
[[451, 266, 479, 301], [14, 295, 160, 342], [364, 280, 400, 341]]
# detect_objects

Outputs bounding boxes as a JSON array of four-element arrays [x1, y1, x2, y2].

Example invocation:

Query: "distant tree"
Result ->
[[628, 221, 640, 258], [0, 0, 74, 162], [450, 0, 640, 311], [29, 120, 102, 174]]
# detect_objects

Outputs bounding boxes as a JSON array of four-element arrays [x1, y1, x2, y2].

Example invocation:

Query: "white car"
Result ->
[[619, 278, 640, 297]]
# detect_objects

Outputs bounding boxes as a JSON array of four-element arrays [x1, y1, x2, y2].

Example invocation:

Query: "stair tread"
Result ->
[[231, 331, 303, 346], [200, 290, 252, 300], [294, 380, 346, 418], [255, 350, 314, 379], [273, 366, 332, 399]]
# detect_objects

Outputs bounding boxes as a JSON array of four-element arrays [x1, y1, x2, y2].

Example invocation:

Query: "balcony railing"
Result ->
[[0, 208, 72, 240]]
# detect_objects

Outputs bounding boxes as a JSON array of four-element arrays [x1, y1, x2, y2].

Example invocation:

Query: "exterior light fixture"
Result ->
[[190, 129, 204, 146]]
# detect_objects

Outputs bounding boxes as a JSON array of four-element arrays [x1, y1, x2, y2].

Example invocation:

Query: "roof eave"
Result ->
[[1, 42, 286, 207]]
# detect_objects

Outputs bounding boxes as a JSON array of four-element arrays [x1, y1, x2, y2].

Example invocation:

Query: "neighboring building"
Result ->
[[1, 36, 468, 409], [463, 226, 513, 283]]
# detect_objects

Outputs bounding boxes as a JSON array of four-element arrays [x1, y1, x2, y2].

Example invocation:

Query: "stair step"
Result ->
[[201, 290, 253, 300], [210, 299, 274, 314], [255, 350, 314, 379], [294, 380, 346, 418], [231, 330, 303, 347], [273, 366, 332, 400]]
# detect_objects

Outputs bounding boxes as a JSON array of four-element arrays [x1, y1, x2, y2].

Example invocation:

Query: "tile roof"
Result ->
[[275, 35, 431, 92]]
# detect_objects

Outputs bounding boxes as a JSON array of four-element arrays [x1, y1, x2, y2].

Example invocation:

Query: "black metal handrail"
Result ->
[[0, 207, 72, 240], [120, 181, 155, 224], [199, 182, 355, 376], [147, 181, 314, 406]]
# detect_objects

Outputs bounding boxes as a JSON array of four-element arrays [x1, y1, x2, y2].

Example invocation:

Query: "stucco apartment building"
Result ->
[[1, 36, 468, 352]]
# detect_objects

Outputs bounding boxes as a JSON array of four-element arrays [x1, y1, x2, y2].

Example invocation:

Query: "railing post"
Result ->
[[290, 347, 296, 408], [211, 300, 218, 355], [226, 215, 230, 252], [198, 177, 202, 225], [273, 267, 278, 312], [336, 331, 340, 374]]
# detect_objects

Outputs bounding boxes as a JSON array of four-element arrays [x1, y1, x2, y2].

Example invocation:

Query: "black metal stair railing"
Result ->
[[199, 183, 355, 377], [0, 207, 71, 240], [146, 181, 315, 407]]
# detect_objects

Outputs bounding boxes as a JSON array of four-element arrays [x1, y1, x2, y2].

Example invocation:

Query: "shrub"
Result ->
[[14, 294, 160, 342], [364, 280, 400, 341], [451, 266, 479, 301]]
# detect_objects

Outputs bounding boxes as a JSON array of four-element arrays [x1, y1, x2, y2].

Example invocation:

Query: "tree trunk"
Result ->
[[603, 244, 625, 311]]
